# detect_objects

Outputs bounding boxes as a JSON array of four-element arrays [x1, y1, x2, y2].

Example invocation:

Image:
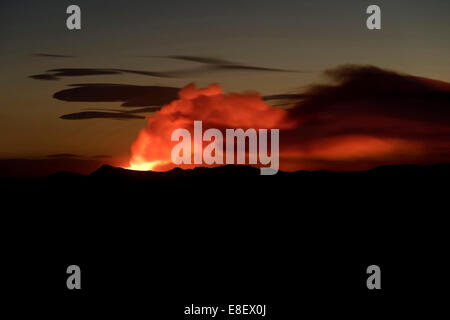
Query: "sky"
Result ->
[[0, 0, 449, 175]]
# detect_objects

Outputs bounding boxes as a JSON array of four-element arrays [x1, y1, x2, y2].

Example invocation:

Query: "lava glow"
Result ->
[[126, 160, 162, 171], [126, 83, 296, 172], [124, 74, 448, 172]]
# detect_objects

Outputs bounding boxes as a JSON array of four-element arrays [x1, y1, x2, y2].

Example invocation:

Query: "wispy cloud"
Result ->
[[29, 55, 300, 81], [59, 111, 145, 120], [46, 153, 80, 158], [32, 53, 75, 58]]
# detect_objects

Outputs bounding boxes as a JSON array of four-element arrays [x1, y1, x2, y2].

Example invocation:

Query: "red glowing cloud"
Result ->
[[128, 83, 296, 171], [128, 65, 450, 172]]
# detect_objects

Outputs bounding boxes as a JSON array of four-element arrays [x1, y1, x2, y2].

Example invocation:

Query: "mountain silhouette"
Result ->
[[3, 163, 448, 309]]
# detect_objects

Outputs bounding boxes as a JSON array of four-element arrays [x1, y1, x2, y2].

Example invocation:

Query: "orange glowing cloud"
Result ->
[[127, 83, 296, 171], [127, 65, 450, 172]]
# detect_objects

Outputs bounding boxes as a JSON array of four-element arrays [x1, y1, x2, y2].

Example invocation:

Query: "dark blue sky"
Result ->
[[1, 0, 449, 79]]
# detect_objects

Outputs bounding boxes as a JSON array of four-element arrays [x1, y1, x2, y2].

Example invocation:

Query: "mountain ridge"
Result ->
[[1, 162, 448, 180]]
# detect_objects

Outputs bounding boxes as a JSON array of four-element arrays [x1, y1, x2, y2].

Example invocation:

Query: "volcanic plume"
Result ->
[[128, 65, 450, 172], [127, 83, 296, 171]]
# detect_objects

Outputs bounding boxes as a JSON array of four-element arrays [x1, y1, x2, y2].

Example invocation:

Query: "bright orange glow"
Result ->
[[125, 82, 431, 172], [126, 83, 296, 171], [126, 160, 160, 171]]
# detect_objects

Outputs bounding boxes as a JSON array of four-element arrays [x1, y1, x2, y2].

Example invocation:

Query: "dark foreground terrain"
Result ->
[[2, 164, 449, 318]]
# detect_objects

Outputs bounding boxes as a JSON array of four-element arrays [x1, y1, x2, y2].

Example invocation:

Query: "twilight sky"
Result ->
[[0, 0, 449, 174]]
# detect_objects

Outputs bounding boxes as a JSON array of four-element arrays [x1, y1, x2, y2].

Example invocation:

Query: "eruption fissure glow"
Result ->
[[126, 160, 167, 171]]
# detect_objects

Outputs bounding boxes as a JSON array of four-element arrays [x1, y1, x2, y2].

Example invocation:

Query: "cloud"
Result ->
[[59, 106, 161, 120], [32, 53, 75, 58], [59, 111, 145, 120], [28, 67, 180, 80], [157, 55, 231, 65], [29, 68, 170, 81], [287, 65, 450, 141], [46, 153, 80, 158], [29, 55, 298, 81], [150, 55, 302, 74], [29, 69, 123, 80], [113, 69, 175, 78], [42, 82, 179, 120], [126, 65, 450, 171], [53, 83, 180, 107], [127, 83, 297, 170], [278, 65, 450, 170]]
